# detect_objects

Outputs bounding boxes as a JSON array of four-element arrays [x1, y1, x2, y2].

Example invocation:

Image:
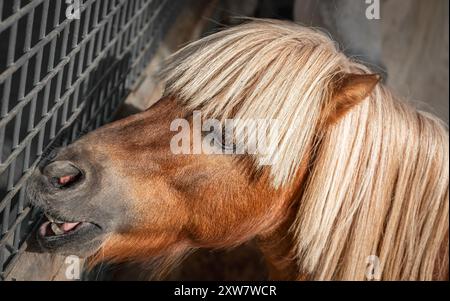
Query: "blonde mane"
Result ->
[[160, 19, 449, 280]]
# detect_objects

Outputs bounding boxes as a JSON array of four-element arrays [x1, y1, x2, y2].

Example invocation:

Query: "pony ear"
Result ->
[[323, 73, 381, 127]]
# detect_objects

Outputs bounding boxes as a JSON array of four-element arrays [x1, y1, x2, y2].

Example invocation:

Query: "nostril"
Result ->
[[43, 161, 83, 189], [52, 173, 82, 188], [58, 175, 77, 186]]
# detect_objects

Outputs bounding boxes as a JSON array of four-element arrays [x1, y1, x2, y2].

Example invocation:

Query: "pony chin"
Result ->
[[86, 232, 193, 279]]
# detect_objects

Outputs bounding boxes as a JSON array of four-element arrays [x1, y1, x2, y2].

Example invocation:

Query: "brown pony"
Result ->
[[26, 19, 449, 280]]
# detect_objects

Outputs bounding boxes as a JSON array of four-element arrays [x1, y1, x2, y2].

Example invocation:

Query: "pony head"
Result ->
[[26, 20, 448, 280]]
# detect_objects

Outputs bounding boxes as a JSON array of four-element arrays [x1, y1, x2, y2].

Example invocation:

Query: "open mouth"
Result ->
[[37, 212, 103, 247], [38, 212, 101, 239], [39, 213, 86, 238]]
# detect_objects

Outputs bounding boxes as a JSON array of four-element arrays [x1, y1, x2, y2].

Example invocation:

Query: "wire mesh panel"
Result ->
[[0, 0, 183, 280]]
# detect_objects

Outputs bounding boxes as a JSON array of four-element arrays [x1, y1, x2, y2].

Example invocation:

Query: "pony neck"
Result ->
[[257, 205, 301, 280], [256, 153, 314, 280]]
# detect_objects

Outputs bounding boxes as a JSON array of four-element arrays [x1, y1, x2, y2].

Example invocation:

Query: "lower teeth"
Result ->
[[50, 222, 65, 235]]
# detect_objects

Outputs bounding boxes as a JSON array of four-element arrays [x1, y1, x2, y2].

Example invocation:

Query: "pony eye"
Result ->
[[215, 135, 235, 152], [219, 128, 237, 152], [203, 129, 236, 152]]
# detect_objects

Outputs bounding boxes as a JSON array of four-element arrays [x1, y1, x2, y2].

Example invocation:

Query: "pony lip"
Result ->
[[35, 215, 105, 253], [39, 220, 82, 237], [37, 212, 102, 240]]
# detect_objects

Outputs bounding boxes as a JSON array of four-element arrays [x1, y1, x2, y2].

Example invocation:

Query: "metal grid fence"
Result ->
[[0, 0, 183, 280]]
